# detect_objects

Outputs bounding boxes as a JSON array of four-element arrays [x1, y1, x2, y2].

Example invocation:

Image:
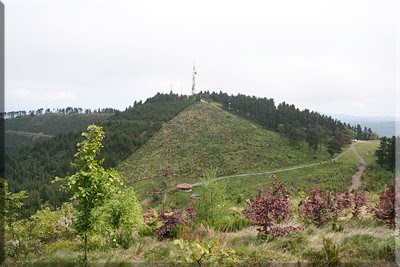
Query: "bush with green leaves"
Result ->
[[53, 124, 124, 265], [174, 239, 237, 265], [5, 203, 74, 260], [30, 203, 75, 243], [5, 219, 40, 259], [194, 169, 231, 228], [93, 188, 145, 248]]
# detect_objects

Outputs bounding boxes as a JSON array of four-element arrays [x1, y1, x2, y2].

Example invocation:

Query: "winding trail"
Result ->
[[191, 144, 354, 187], [191, 101, 368, 189], [349, 141, 367, 191]]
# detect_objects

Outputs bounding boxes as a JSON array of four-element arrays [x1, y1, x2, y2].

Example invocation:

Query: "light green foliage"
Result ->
[[93, 188, 145, 248], [174, 239, 237, 265], [53, 124, 124, 264], [30, 203, 75, 243], [55, 124, 123, 236], [194, 170, 231, 227], [5, 203, 74, 260], [4, 181, 28, 237]]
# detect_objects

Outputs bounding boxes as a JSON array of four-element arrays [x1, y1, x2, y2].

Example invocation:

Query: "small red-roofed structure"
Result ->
[[176, 183, 192, 192]]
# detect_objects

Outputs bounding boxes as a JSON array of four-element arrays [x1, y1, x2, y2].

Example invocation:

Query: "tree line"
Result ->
[[351, 124, 378, 140], [2, 107, 119, 119], [198, 91, 355, 152]]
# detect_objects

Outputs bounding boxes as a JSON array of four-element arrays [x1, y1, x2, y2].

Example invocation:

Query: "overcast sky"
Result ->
[[4, 0, 399, 118]]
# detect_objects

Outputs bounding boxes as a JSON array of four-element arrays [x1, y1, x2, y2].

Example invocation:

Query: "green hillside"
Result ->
[[5, 94, 196, 217], [5, 113, 112, 155], [118, 101, 331, 183]]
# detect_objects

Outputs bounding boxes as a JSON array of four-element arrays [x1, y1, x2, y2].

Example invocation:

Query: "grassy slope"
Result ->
[[121, 102, 361, 210], [118, 101, 330, 184], [354, 140, 380, 164], [5, 113, 112, 155], [354, 141, 395, 192]]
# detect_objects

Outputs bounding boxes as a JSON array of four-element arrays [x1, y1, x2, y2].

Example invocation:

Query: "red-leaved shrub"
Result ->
[[371, 182, 395, 225], [352, 191, 367, 217], [299, 186, 342, 227], [342, 188, 353, 209], [244, 180, 302, 236], [156, 201, 196, 240], [332, 192, 345, 216]]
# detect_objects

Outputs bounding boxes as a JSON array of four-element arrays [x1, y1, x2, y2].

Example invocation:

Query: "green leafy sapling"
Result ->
[[54, 124, 123, 265]]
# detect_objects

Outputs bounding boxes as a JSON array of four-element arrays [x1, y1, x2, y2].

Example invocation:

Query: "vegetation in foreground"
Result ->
[[3, 126, 396, 266]]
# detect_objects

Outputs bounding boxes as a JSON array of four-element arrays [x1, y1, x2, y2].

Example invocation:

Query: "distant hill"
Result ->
[[329, 114, 398, 137], [5, 113, 113, 155], [118, 101, 330, 183]]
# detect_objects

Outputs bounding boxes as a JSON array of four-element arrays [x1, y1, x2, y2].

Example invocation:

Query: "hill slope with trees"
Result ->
[[5, 112, 113, 155], [118, 101, 331, 184], [5, 93, 196, 216]]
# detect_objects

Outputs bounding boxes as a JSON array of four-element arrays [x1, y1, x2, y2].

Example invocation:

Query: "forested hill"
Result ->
[[7, 91, 355, 217], [6, 93, 197, 217], [5, 113, 113, 155], [199, 91, 354, 148]]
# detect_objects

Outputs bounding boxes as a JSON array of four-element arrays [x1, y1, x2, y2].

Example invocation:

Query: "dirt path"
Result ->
[[191, 101, 361, 188], [349, 142, 367, 191], [191, 145, 353, 187]]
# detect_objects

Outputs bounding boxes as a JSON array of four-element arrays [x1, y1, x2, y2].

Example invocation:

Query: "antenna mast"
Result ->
[[191, 63, 197, 95]]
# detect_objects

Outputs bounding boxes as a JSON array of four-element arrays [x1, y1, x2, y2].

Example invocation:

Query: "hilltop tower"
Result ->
[[191, 64, 197, 95]]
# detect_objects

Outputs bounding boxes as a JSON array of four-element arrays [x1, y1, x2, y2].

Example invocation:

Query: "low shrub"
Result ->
[[174, 239, 237, 265], [213, 210, 251, 232], [194, 169, 232, 228], [244, 179, 302, 236], [371, 181, 395, 225], [30, 203, 75, 243], [299, 186, 343, 227], [156, 202, 196, 240], [142, 209, 162, 236], [352, 191, 367, 217], [93, 188, 145, 248]]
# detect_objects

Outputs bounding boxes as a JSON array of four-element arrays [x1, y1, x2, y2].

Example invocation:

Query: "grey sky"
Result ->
[[4, 0, 399, 118]]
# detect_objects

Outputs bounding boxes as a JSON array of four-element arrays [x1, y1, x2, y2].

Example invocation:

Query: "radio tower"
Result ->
[[191, 63, 197, 95]]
